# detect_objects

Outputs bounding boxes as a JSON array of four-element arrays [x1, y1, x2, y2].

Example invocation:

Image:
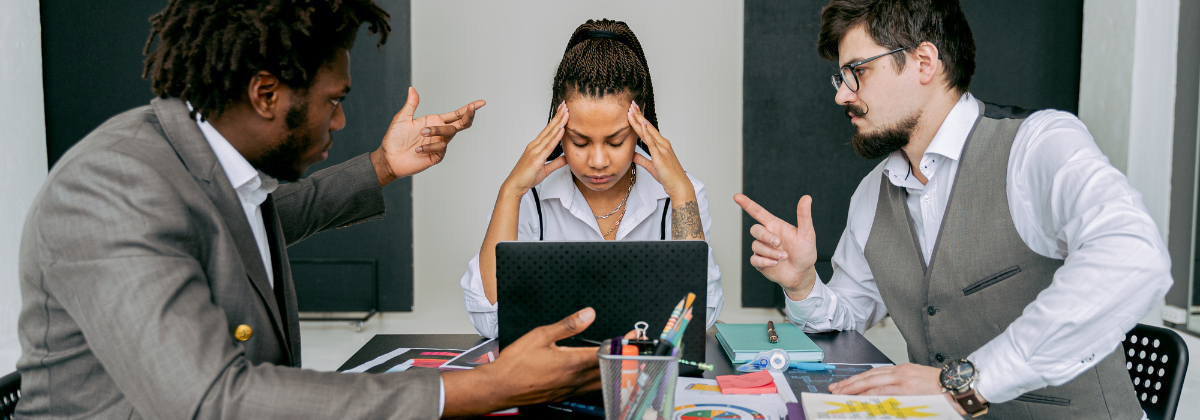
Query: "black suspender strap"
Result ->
[[660, 198, 671, 240], [531, 187, 544, 241]]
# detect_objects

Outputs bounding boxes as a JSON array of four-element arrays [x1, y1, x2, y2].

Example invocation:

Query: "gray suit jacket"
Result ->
[[16, 98, 439, 419]]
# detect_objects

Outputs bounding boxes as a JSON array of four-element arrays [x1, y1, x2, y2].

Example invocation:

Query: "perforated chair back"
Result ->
[[0, 371, 19, 420], [1123, 324, 1188, 420]]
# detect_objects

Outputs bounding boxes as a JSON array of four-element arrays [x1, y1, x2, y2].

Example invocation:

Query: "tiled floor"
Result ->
[[302, 315, 1200, 418]]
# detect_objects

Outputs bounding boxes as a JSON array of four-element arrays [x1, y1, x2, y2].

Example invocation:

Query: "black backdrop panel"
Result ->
[[40, 0, 415, 312], [286, 0, 415, 312], [41, 0, 166, 168], [742, 1, 1083, 308]]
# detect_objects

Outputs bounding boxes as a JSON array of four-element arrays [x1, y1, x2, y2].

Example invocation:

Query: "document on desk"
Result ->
[[781, 363, 893, 396], [342, 348, 464, 373], [440, 338, 498, 370], [674, 378, 786, 420], [800, 393, 960, 419]]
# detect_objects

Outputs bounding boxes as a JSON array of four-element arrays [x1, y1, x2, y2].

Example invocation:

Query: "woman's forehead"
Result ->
[[566, 95, 633, 136]]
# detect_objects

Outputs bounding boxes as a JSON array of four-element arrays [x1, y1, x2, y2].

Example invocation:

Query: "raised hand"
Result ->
[[500, 102, 569, 196], [441, 308, 602, 417], [371, 87, 486, 185], [626, 101, 694, 199], [734, 194, 819, 299]]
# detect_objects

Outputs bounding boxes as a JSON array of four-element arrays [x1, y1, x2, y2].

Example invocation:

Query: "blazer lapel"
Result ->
[[151, 98, 291, 360], [261, 196, 301, 365]]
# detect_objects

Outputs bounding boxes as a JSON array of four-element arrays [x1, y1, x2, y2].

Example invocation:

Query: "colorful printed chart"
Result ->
[[674, 404, 768, 420]]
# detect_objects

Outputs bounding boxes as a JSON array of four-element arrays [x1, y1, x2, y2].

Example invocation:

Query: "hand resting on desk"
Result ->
[[828, 363, 974, 416], [440, 307, 602, 418]]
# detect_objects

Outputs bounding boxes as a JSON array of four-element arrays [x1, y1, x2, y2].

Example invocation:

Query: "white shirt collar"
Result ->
[[882, 92, 979, 186], [189, 103, 279, 206]]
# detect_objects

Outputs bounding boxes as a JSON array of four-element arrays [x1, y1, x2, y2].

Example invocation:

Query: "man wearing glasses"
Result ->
[[735, 0, 1169, 418]]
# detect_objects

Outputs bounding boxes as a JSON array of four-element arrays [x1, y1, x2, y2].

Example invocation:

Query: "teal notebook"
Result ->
[[715, 323, 824, 363]]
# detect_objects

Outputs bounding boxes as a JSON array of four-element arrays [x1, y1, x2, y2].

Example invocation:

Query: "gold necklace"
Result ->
[[598, 167, 636, 237]]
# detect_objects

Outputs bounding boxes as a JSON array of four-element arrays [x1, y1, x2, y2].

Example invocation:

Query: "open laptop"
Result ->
[[496, 240, 708, 366]]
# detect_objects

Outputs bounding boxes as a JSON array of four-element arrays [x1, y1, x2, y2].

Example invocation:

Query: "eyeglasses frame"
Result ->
[[831, 46, 910, 92]]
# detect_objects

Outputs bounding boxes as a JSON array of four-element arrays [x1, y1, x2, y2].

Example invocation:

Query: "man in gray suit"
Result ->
[[16, 1, 600, 418]]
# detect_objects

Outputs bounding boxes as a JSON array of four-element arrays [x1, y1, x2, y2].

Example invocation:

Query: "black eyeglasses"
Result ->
[[831, 47, 909, 92]]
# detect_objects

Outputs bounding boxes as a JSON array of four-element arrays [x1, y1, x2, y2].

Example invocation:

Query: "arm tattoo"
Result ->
[[671, 200, 704, 240]]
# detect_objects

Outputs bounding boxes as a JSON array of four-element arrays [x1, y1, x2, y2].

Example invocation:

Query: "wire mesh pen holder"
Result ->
[[598, 339, 681, 420]]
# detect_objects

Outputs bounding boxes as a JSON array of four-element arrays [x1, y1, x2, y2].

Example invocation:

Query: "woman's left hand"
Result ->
[[627, 101, 695, 201]]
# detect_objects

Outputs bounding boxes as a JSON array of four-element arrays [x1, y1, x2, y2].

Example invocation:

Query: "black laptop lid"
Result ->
[[496, 240, 707, 365]]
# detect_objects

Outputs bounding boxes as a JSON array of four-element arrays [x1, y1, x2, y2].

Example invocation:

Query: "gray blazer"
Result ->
[[16, 98, 439, 419]]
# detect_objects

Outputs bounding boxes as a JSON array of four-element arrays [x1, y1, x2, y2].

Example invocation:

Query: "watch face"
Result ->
[[941, 360, 976, 390]]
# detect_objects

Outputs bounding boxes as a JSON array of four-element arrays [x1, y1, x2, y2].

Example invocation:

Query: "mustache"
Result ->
[[845, 104, 868, 117]]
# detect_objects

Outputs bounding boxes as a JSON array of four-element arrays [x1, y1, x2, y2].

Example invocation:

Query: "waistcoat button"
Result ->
[[935, 353, 946, 363], [927, 306, 938, 316]]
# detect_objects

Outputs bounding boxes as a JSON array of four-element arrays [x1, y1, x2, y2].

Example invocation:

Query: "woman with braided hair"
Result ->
[[461, 19, 724, 338]]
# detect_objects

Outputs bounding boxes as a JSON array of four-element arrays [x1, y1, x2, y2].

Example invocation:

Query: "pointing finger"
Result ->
[[440, 100, 487, 125], [734, 193, 783, 226]]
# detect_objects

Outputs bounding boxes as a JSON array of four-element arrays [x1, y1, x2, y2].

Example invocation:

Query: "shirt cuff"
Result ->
[[968, 344, 1048, 403], [438, 375, 445, 417], [782, 273, 828, 326]]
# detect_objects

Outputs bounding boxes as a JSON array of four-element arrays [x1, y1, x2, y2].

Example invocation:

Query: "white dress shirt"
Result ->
[[461, 151, 725, 338], [195, 116, 278, 285], [195, 115, 446, 416], [784, 93, 1172, 404]]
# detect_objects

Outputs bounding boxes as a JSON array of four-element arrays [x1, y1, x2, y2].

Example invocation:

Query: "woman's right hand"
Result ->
[[501, 102, 570, 196]]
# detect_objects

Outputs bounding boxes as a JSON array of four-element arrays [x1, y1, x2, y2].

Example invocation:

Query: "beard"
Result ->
[[848, 104, 919, 160], [250, 97, 322, 182]]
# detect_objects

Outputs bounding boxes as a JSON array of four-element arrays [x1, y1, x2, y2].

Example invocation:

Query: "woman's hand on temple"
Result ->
[[627, 101, 695, 200], [501, 102, 570, 197]]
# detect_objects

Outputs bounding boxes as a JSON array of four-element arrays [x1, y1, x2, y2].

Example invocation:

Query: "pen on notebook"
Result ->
[[767, 320, 779, 343]]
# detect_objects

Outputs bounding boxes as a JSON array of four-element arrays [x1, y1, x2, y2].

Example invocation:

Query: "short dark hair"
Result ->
[[547, 19, 656, 160], [817, 0, 975, 94], [142, 0, 391, 120]]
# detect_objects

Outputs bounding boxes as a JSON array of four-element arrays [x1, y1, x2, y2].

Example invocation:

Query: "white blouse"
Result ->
[[460, 154, 724, 338]]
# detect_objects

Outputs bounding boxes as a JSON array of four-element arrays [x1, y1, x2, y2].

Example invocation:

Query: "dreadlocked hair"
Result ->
[[142, 0, 391, 121], [547, 19, 656, 159]]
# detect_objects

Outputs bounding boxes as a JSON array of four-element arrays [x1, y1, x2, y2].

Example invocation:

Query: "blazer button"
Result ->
[[235, 325, 253, 341], [927, 306, 938, 316], [935, 353, 946, 363]]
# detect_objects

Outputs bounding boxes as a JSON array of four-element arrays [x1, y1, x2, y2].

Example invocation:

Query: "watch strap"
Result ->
[[953, 388, 989, 418]]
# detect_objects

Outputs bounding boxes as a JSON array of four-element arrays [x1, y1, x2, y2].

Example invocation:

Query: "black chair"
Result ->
[[0, 371, 19, 420], [1123, 324, 1188, 420]]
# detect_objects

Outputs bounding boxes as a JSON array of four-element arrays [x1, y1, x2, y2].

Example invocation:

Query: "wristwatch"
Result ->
[[940, 359, 989, 418]]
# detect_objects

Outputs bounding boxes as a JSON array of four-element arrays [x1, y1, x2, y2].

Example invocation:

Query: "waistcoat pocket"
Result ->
[[962, 265, 1022, 296], [1013, 392, 1071, 406]]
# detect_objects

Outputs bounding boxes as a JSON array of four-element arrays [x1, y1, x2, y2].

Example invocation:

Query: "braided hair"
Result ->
[[547, 19, 656, 159], [142, 0, 391, 121]]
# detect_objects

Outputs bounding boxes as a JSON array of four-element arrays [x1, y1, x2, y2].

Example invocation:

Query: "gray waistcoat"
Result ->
[[862, 99, 1141, 419]]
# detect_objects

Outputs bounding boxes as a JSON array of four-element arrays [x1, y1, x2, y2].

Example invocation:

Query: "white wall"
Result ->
[[1079, 0, 1181, 325], [391, 0, 775, 335], [0, 0, 50, 371]]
